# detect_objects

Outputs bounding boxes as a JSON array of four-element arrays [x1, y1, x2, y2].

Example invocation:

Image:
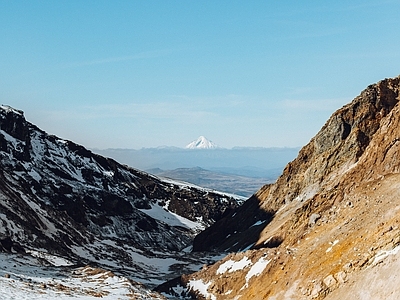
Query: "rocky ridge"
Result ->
[[0, 105, 240, 294], [159, 76, 400, 299]]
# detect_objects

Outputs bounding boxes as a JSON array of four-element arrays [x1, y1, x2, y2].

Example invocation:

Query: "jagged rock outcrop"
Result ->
[[193, 76, 400, 253], [160, 76, 400, 299], [0, 105, 240, 287]]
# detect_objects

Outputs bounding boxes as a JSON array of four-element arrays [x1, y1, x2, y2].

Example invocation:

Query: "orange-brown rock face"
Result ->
[[164, 76, 400, 299]]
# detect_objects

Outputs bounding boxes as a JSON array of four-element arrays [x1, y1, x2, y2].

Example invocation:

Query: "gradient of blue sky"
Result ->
[[1, 1, 400, 148]]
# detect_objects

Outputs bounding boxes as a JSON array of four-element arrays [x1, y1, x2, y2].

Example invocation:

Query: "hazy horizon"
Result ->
[[92, 136, 302, 150]]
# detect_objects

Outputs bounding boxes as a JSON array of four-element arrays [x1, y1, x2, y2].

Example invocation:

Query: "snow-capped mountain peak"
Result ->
[[185, 136, 218, 149]]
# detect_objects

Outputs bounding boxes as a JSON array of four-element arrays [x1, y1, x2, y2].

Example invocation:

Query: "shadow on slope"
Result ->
[[192, 189, 277, 252]]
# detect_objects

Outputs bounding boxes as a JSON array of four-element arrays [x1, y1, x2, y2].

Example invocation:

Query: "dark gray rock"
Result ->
[[0, 105, 241, 267]]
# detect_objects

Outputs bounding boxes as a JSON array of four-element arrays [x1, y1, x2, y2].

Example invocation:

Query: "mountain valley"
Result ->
[[93, 146, 299, 180], [147, 167, 274, 198], [94, 146, 299, 198], [1, 75, 400, 299], [0, 105, 241, 298], [157, 76, 400, 299]]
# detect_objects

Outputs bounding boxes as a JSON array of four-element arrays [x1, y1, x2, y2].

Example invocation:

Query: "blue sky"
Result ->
[[1, 1, 400, 149]]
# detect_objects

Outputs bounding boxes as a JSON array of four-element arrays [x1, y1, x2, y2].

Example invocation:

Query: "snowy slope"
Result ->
[[0, 252, 166, 299], [0, 105, 241, 297]]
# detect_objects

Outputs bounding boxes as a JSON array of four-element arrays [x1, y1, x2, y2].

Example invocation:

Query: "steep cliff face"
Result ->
[[161, 76, 400, 299], [0, 105, 240, 288], [258, 76, 399, 211], [193, 76, 400, 253]]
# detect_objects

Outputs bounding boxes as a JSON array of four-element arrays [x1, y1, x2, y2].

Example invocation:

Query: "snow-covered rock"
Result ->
[[0, 105, 241, 295], [185, 136, 218, 149]]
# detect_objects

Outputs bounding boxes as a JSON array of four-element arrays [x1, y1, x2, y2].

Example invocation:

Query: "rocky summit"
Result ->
[[0, 105, 240, 297], [158, 76, 400, 299]]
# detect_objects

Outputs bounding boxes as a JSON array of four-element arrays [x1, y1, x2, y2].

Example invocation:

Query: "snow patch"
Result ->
[[0, 129, 21, 145], [294, 183, 319, 202], [139, 203, 205, 231], [216, 257, 252, 275], [25, 250, 74, 267], [188, 279, 216, 300], [250, 220, 266, 227], [240, 243, 255, 251], [0, 105, 23, 115], [19, 194, 58, 236], [244, 256, 271, 287], [0, 252, 165, 299], [326, 239, 339, 253], [372, 244, 400, 265]]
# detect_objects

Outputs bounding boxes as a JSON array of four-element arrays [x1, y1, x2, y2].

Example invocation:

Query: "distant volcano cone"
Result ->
[[185, 136, 218, 149]]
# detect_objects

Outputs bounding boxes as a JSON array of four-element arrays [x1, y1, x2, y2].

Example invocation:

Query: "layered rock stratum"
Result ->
[[159, 76, 400, 299]]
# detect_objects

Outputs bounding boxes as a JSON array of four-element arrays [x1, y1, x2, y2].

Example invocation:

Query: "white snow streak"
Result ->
[[216, 257, 252, 275], [188, 279, 216, 300], [139, 203, 205, 231], [245, 256, 271, 286]]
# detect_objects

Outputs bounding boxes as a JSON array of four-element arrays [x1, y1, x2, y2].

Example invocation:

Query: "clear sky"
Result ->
[[1, 1, 400, 149]]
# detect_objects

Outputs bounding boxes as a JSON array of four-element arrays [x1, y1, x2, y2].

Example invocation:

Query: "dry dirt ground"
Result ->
[[180, 173, 400, 300], [325, 248, 400, 300], [261, 173, 400, 300]]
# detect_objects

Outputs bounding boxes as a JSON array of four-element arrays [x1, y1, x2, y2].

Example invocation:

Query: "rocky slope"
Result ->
[[0, 105, 240, 295], [158, 76, 400, 299]]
